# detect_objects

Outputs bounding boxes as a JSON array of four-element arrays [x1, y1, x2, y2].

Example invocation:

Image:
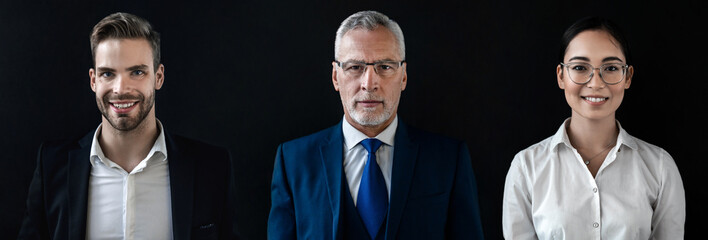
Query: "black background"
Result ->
[[2, 1, 706, 239]]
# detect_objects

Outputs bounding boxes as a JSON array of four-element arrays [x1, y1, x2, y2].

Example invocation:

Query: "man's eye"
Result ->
[[100, 72, 114, 77], [133, 70, 145, 75], [379, 64, 393, 70], [346, 65, 363, 71]]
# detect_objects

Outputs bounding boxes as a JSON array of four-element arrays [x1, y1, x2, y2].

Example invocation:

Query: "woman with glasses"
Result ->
[[502, 17, 685, 239]]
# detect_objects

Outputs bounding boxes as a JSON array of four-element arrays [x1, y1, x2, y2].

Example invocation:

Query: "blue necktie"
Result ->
[[357, 138, 387, 239]]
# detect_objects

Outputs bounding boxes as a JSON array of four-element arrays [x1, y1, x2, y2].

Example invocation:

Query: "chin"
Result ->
[[574, 110, 615, 121], [352, 112, 388, 127]]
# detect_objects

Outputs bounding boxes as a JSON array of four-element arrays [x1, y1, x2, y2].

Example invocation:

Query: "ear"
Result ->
[[89, 68, 97, 92], [154, 64, 165, 90], [400, 62, 407, 91], [556, 64, 565, 89], [624, 65, 633, 89], [332, 61, 340, 91]]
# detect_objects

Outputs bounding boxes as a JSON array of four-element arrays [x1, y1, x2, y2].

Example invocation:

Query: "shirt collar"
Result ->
[[551, 117, 638, 151], [89, 119, 168, 167], [342, 115, 398, 150]]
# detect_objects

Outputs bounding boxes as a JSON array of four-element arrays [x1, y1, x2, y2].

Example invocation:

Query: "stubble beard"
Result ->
[[348, 93, 396, 127], [96, 90, 154, 132]]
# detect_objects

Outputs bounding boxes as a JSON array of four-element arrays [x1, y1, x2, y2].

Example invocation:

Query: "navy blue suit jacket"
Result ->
[[268, 120, 484, 239], [18, 130, 237, 240]]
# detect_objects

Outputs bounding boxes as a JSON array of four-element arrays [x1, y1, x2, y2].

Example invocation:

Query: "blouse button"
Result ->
[[593, 222, 600, 228], [593, 188, 598, 193]]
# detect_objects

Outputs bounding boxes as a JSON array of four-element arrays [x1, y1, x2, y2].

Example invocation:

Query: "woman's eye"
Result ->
[[604, 66, 619, 71], [571, 66, 587, 71]]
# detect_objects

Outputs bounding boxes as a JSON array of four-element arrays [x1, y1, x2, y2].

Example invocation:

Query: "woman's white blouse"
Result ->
[[502, 119, 685, 240]]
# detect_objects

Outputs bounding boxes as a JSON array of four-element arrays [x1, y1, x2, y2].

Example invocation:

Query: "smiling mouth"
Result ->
[[582, 96, 609, 103], [110, 102, 137, 109]]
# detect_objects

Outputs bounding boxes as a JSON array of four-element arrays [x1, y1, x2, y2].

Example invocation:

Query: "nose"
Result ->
[[112, 74, 131, 94], [586, 68, 605, 89], [360, 66, 379, 92]]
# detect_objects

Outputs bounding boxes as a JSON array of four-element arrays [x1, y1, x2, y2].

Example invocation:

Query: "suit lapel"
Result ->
[[319, 122, 344, 240], [385, 121, 418, 239], [166, 133, 195, 240], [67, 133, 93, 240]]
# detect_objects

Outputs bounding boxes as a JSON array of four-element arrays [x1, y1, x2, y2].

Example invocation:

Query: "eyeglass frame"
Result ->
[[560, 62, 630, 85], [334, 60, 406, 77]]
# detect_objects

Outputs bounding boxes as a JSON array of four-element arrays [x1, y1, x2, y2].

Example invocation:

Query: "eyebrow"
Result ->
[[96, 64, 150, 73], [96, 67, 115, 73], [342, 58, 398, 63], [567, 56, 590, 62], [567, 56, 624, 63], [602, 57, 624, 62], [126, 64, 150, 71]]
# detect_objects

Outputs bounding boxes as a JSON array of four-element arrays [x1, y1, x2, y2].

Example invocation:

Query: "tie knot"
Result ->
[[360, 138, 383, 154]]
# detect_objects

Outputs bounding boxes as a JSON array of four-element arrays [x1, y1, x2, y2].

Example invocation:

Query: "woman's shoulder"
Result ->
[[621, 131, 674, 163], [511, 135, 557, 167]]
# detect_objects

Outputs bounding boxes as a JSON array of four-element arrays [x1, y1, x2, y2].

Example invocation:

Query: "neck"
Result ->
[[98, 115, 159, 172], [567, 112, 618, 150], [346, 115, 395, 138]]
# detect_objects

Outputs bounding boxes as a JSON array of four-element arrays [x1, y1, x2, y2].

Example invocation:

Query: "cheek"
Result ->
[[338, 87, 354, 103], [562, 85, 582, 107], [94, 85, 109, 97], [611, 88, 626, 103], [563, 84, 581, 97]]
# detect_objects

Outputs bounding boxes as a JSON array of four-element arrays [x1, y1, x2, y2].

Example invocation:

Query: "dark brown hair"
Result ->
[[90, 12, 160, 71], [559, 17, 631, 64]]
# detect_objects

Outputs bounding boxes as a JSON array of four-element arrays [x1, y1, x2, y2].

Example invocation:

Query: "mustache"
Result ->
[[354, 93, 384, 102], [103, 93, 144, 102]]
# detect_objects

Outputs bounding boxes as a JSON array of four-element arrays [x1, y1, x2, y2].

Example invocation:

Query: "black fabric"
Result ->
[[17, 130, 238, 240]]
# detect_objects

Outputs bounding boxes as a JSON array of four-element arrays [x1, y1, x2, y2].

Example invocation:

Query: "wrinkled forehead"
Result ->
[[338, 27, 402, 61]]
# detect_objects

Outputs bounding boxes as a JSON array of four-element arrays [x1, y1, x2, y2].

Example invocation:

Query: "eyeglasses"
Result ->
[[334, 60, 405, 78], [560, 62, 629, 85]]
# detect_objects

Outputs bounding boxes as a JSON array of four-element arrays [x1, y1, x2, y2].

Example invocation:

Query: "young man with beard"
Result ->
[[19, 12, 236, 239], [268, 11, 484, 239]]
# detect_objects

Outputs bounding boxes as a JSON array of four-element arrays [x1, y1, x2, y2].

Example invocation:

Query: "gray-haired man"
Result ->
[[268, 10, 484, 239]]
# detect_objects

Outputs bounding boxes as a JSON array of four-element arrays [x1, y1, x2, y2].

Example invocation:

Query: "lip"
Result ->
[[581, 95, 609, 106], [109, 101, 139, 114], [357, 100, 383, 108]]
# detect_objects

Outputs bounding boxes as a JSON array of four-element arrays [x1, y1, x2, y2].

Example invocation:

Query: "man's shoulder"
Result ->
[[165, 133, 230, 164], [167, 133, 227, 152], [39, 132, 91, 156]]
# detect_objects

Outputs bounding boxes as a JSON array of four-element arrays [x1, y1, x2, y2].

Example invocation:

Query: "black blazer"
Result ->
[[18, 131, 237, 240]]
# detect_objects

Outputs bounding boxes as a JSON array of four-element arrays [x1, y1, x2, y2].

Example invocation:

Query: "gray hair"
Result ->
[[334, 11, 405, 60]]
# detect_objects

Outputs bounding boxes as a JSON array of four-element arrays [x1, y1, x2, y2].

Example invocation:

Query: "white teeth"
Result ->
[[585, 97, 607, 103], [113, 102, 135, 109]]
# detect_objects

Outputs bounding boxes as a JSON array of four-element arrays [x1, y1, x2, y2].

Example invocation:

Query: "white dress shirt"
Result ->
[[343, 115, 397, 205], [502, 119, 685, 240], [86, 120, 173, 240]]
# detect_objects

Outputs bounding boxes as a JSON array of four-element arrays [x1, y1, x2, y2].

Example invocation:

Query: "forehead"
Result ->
[[565, 30, 625, 62], [94, 38, 154, 69], [338, 27, 400, 61]]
